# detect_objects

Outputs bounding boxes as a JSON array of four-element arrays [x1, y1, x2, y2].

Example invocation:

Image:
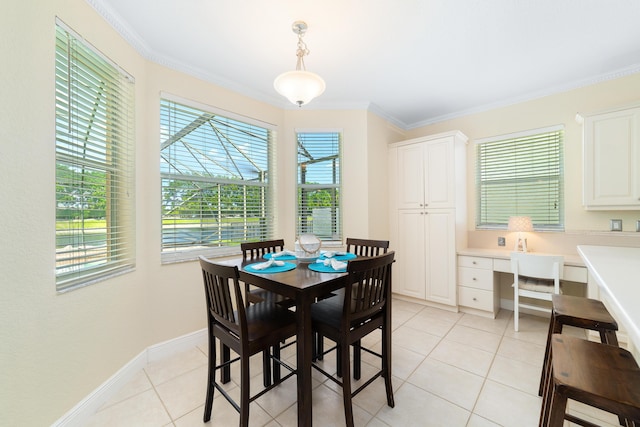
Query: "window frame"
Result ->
[[296, 130, 342, 243], [475, 125, 565, 231], [55, 19, 136, 292], [160, 94, 277, 263]]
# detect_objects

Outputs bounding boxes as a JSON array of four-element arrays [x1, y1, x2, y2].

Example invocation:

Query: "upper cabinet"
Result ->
[[578, 104, 640, 210], [396, 135, 456, 209]]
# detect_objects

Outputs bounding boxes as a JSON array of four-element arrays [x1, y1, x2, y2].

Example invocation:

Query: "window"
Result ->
[[476, 126, 564, 230], [55, 20, 135, 292], [160, 96, 275, 262], [297, 131, 342, 241]]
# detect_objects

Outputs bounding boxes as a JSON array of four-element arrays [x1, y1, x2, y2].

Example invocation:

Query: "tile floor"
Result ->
[[86, 299, 623, 427]]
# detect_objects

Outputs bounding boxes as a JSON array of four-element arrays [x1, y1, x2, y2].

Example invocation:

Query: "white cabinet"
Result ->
[[397, 139, 455, 209], [389, 131, 467, 308], [578, 105, 640, 210], [457, 255, 498, 318]]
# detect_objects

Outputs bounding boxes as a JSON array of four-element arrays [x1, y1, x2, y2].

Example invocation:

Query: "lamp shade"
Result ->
[[508, 216, 533, 232], [274, 70, 326, 106]]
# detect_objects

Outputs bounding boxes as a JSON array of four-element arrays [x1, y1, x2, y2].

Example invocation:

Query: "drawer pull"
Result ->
[[472, 277, 477, 281], [472, 297, 478, 301], [472, 261, 477, 265]]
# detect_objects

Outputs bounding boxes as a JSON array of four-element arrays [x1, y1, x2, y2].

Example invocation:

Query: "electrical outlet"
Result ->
[[636, 220, 640, 232], [498, 237, 506, 247]]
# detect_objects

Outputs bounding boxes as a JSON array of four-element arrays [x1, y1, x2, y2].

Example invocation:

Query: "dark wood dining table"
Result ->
[[219, 257, 351, 426]]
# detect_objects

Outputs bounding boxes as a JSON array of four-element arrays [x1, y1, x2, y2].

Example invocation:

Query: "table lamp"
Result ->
[[508, 216, 533, 252]]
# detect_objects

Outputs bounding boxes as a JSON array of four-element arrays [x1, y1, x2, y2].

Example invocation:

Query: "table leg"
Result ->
[[296, 293, 313, 426]]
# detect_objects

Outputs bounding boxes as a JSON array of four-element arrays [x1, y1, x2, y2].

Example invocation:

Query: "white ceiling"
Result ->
[[88, 0, 640, 129]]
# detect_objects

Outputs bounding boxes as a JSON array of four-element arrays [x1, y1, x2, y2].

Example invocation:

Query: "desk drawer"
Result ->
[[458, 287, 494, 311], [458, 267, 493, 290], [458, 255, 492, 269]]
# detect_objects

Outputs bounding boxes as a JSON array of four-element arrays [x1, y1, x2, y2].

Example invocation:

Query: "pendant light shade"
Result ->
[[274, 21, 325, 107], [274, 70, 326, 107]]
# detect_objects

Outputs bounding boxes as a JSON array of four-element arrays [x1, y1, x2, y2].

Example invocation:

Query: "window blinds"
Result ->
[[55, 20, 135, 291], [160, 98, 275, 261], [476, 127, 564, 230], [297, 132, 342, 241]]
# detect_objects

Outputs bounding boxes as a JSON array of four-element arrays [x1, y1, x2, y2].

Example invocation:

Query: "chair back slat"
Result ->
[[345, 251, 395, 324], [199, 256, 247, 336], [346, 238, 389, 257], [241, 239, 285, 260]]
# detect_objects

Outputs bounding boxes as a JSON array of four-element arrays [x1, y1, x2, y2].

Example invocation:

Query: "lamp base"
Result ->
[[514, 236, 528, 252]]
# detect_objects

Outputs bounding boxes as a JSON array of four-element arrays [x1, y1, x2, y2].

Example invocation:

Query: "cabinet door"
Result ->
[[396, 144, 425, 209], [424, 138, 455, 208], [394, 210, 426, 299], [583, 107, 640, 209], [425, 210, 456, 306]]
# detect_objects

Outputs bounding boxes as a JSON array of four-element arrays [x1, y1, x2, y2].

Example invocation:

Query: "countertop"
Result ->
[[458, 247, 585, 267], [577, 245, 640, 352]]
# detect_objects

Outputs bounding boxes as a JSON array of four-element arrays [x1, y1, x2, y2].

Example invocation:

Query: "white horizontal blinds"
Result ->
[[297, 132, 341, 241], [476, 128, 564, 229], [55, 22, 135, 292], [160, 99, 274, 257]]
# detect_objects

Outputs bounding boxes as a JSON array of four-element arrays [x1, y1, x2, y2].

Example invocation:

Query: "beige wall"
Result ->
[[407, 74, 640, 249], [0, 1, 394, 425]]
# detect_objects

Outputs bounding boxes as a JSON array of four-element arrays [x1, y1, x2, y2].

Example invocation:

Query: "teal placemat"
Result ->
[[308, 262, 347, 273], [244, 261, 296, 274], [263, 252, 296, 261], [319, 252, 356, 261]]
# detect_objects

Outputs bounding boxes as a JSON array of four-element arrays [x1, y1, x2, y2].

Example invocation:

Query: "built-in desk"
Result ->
[[456, 248, 588, 318]]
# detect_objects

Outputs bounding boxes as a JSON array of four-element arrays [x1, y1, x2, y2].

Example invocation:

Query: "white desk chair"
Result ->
[[511, 252, 564, 332]]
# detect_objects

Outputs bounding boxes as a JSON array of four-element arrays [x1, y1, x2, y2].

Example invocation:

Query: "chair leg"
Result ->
[[336, 344, 343, 378], [382, 323, 395, 408], [539, 315, 562, 396], [514, 291, 520, 332], [547, 383, 568, 427], [204, 335, 216, 422], [340, 340, 355, 427], [353, 340, 361, 380], [272, 344, 281, 383], [262, 349, 272, 388], [240, 351, 250, 427], [220, 343, 231, 384]]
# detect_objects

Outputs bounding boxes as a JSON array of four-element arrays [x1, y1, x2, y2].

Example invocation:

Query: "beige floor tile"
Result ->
[[87, 389, 171, 427], [392, 307, 418, 330], [466, 413, 501, 427], [99, 369, 154, 410], [275, 383, 373, 427], [457, 311, 510, 336], [392, 324, 441, 355], [428, 339, 495, 377], [174, 400, 272, 427], [504, 314, 550, 345], [474, 380, 541, 427], [404, 310, 457, 337], [408, 357, 484, 410], [145, 346, 208, 386], [445, 324, 503, 354], [497, 335, 545, 368], [155, 365, 209, 420], [376, 382, 470, 426], [487, 354, 541, 395]]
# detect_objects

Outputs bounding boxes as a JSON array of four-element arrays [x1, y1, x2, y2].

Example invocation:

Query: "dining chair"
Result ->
[[511, 252, 564, 332], [345, 237, 389, 257], [199, 256, 296, 427], [239, 239, 294, 388], [315, 237, 390, 380], [311, 251, 396, 427], [240, 239, 289, 305]]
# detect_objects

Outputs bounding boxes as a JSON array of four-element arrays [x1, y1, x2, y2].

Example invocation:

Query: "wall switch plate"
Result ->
[[636, 220, 640, 232], [498, 236, 506, 246], [610, 219, 622, 231]]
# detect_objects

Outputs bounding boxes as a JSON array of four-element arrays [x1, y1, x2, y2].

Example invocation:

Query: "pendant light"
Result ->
[[274, 21, 326, 107]]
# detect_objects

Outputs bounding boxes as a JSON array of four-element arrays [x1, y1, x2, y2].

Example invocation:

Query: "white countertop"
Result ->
[[577, 245, 640, 352], [458, 247, 585, 267]]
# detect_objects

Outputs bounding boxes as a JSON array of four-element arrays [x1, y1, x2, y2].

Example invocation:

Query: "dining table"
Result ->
[[219, 256, 352, 426]]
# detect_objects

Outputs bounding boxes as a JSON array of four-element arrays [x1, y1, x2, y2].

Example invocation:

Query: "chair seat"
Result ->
[[245, 302, 297, 342], [517, 276, 556, 293], [551, 294, 618, 329]]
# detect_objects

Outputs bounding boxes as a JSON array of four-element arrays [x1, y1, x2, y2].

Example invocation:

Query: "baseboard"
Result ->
[[52, 328, 207, 427]]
